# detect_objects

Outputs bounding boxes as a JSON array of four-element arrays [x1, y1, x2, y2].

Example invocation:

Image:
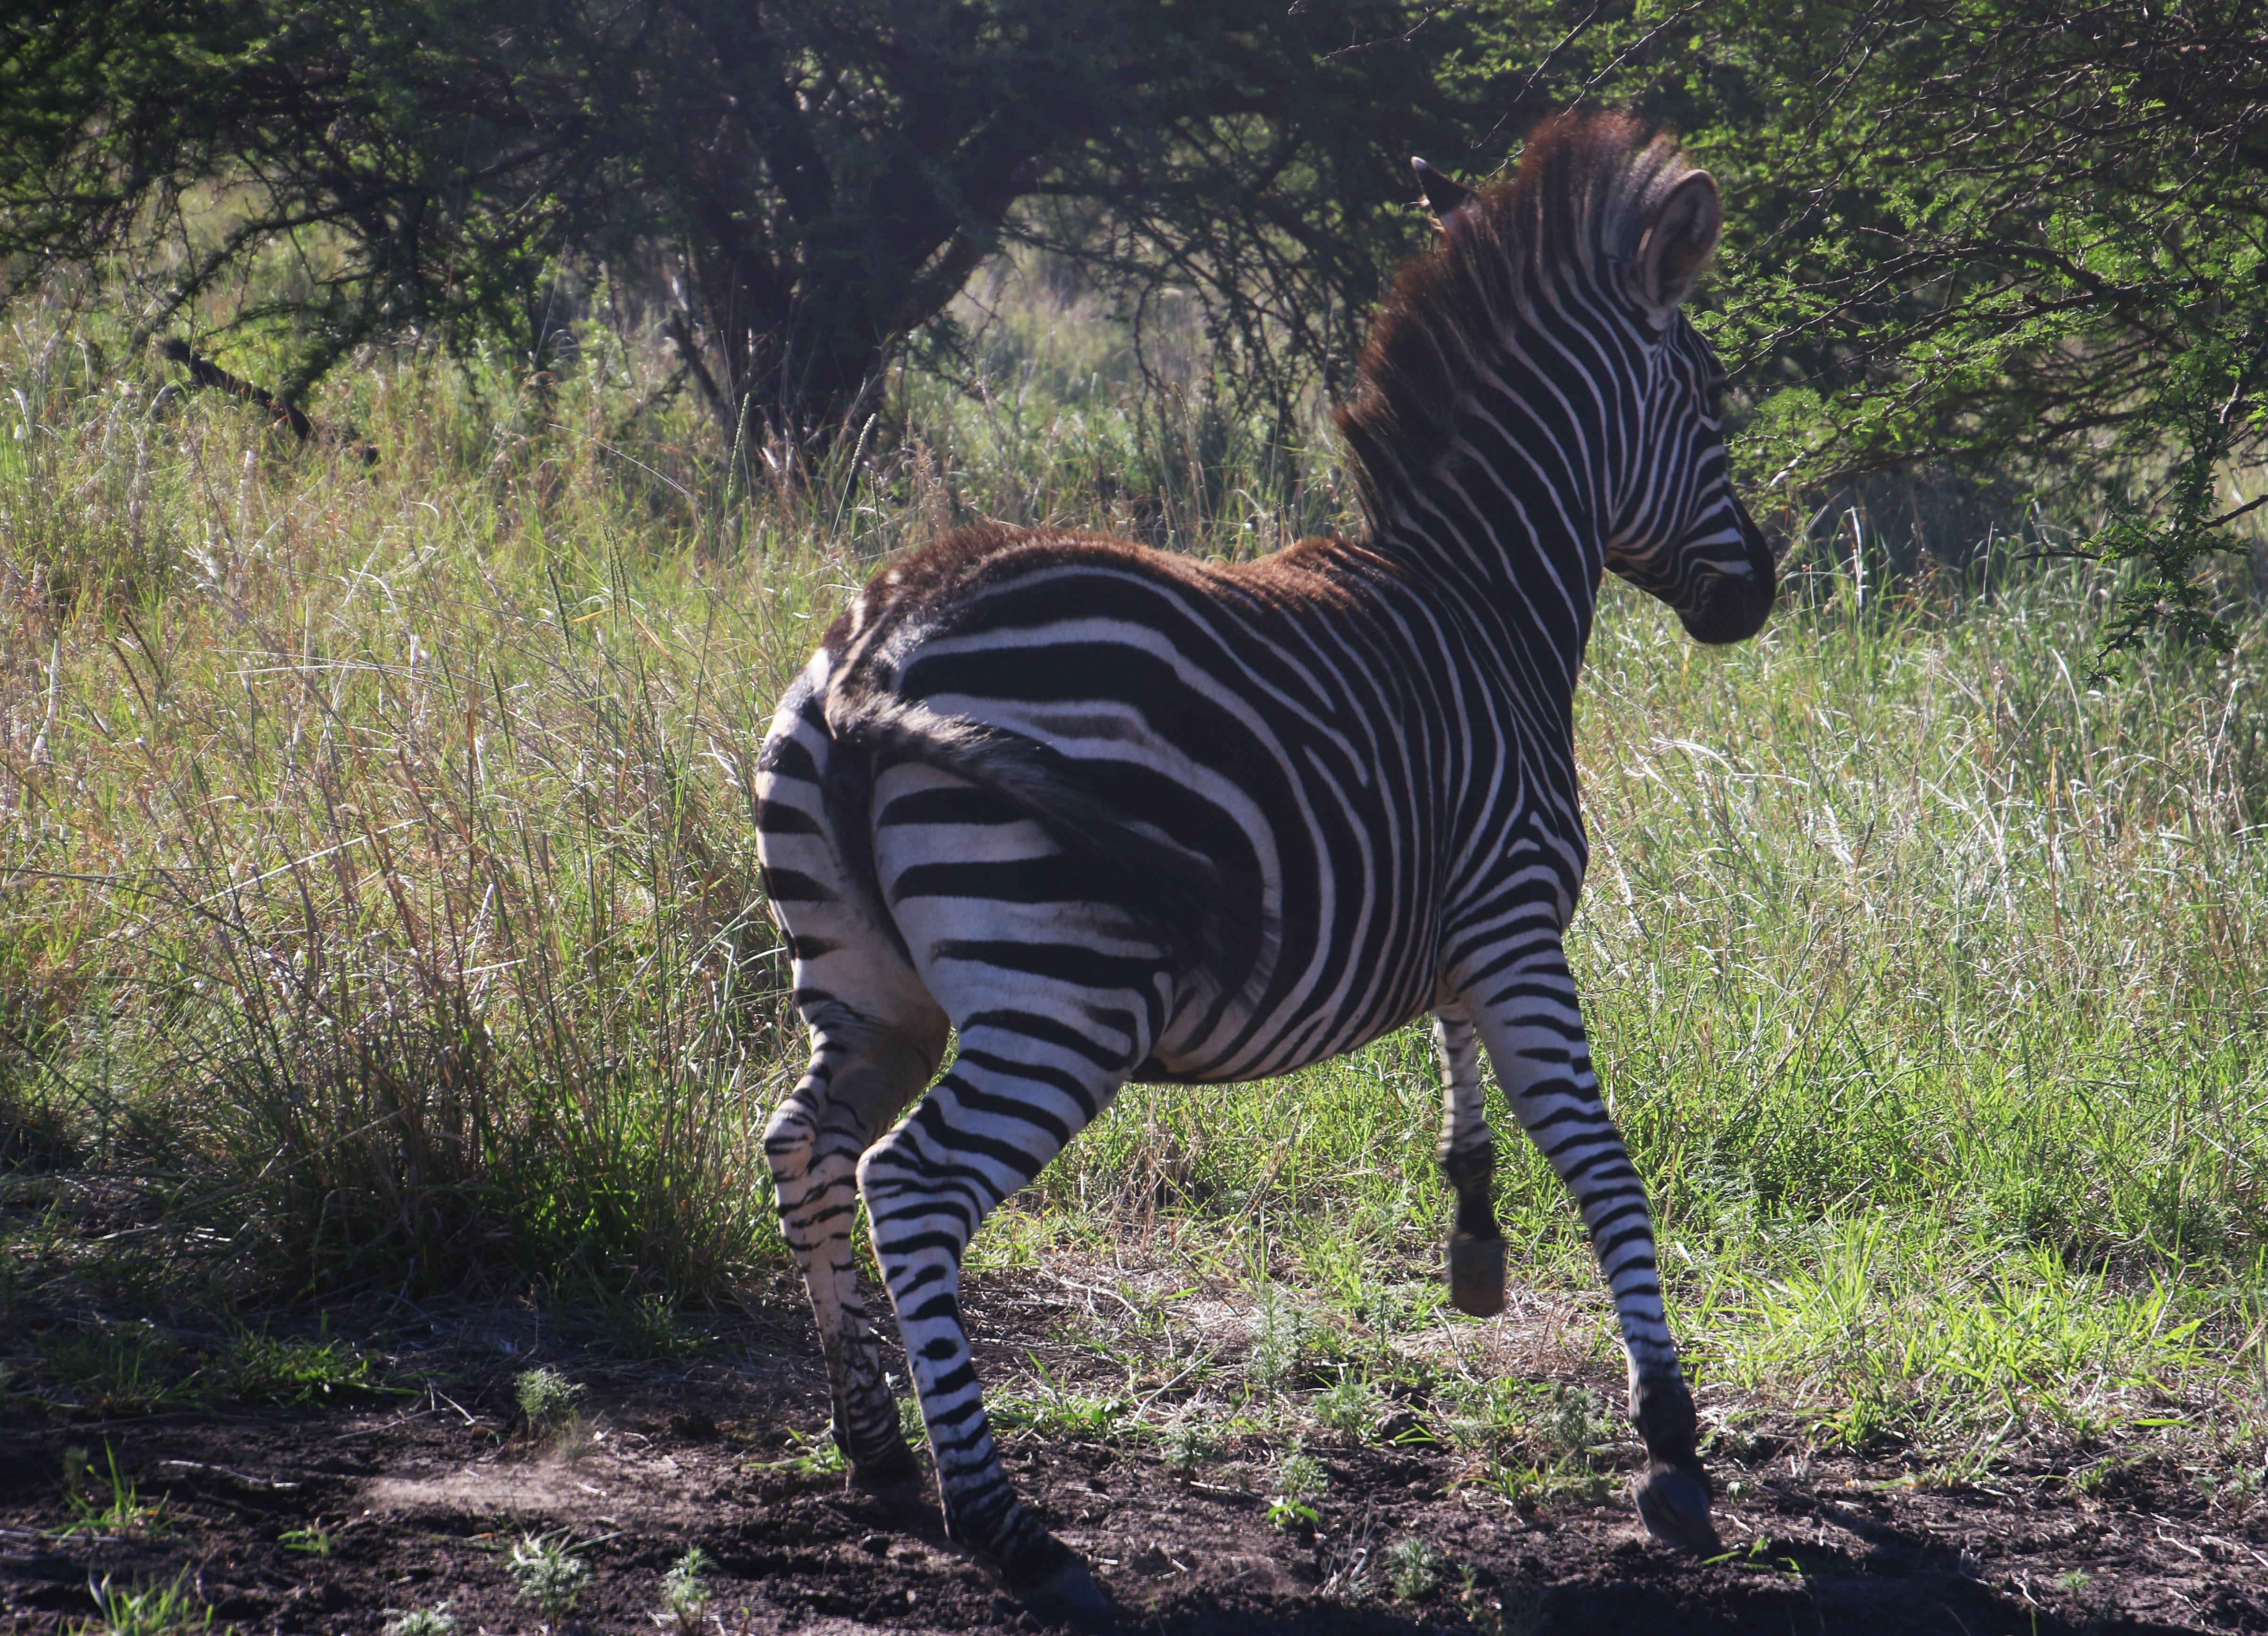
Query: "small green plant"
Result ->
[[514, 1368, 587, 1436], [1543, 1384, 1601, 1459], [1267, 1441, 1327, 1529], [1248, 1288, 1309, 1396], [1314, 1374, 1374, 1437], [69, 1573, 221, 1636], [654, 1546, 713, 1634], [1161, 1415, 1218, 1478], [762, 1426, 848, 1479], [54, 1444, 168, 1540], [276, 1526, 331, 1556], [991, 1359, 1126, 1442], [507, 1532, 591, 1622], [218, 1328, 382, 1406], [1384, 1536, 1445, 1602], [2053, 1569, 2093, 1596], [39, 1327, 191, 1416], [381, 1606, 457, 1636], [579, 1287, 713, 1361]]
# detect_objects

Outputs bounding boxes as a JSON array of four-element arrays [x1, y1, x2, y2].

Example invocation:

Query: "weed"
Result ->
[[994, 1362, 1127, 1442], [38, 1328, 189, 1416], [1161, 1415, 1218, 1478], [654, 1546, 713, 1634], [762, 1428, 847, 1479], [1267, 1440, 1327, 1529], [54, 1445, 167, 1540], [1313, 1373, 1375, 1438], [1248, 1288, 1310, 1396], [507, 1533, 591, 1622], [1543, 1384, 1603, 1459], [276, 1526, 331, 1556], [2053, 1568, 2093, 1596], [217, 1327, 383, 1406], [69, 1573, 221, 1636], [380, 1607, 457, 1636], [1383, 1535, 1445, 1601], [577, 1287, 713, 1361], [515, 1368, 587, 1436]]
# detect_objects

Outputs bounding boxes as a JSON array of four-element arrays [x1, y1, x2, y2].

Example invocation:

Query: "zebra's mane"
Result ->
[[1335, 110, 1700, 535]]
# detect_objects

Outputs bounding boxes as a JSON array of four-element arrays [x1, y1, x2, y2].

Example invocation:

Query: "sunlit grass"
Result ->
[[3, 266, 2265, 1482]]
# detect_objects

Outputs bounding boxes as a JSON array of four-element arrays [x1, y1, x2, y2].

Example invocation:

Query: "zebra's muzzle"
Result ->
[[1677, 568, 1775, 644], [1676, 500, 1777, 644]]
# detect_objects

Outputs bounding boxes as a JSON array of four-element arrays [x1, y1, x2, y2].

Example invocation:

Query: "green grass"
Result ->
[[69, 1573, 224, 1636], [2, 261, 2265, 1489], [55, 1443, 170, 1541]]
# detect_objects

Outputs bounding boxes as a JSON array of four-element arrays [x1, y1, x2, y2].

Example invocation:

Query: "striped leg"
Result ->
[[1466, 936, 1716, 1552], [1435, 1006, 1509, 1316], [762, 1006, 946, 1488], [857, 1010, 1146, 1620], [756, 656, 953, 1492]]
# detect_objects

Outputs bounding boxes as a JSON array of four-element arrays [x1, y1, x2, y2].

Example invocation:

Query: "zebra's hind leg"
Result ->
[[1434, 1007, 1508, 1317], [763, 1005, 948, 1495], [1467, 938, 1717, 1555], [857, 1013, 1145, 1625]]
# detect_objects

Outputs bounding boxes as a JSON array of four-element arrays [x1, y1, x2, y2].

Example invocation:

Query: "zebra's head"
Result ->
[[1594, 158, 1776, 646], [1341, 113, 1777, 650]]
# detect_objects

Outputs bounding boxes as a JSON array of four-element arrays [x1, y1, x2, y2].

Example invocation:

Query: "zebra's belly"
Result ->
[[1130, 1017, 1419, 1086], [1131, 966, 1441, 1086]]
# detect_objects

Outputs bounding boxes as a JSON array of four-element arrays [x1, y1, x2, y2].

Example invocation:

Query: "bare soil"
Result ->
[[3, 1268, 2263, 1636]]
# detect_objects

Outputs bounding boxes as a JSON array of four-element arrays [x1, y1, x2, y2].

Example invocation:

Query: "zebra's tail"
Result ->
[[820, 690, 1266, 990]]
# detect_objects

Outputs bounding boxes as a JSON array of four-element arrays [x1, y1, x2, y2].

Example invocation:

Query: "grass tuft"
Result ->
[[68, 1573, 223, 1636], [514, 1367, 586, 1436]]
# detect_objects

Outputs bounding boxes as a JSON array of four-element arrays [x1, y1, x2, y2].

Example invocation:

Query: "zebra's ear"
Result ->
[[1636, 170, 1723, 312], [1412, 157, 1476, 227]]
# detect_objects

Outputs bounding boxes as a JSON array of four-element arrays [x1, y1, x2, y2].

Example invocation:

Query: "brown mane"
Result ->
[[1334, 110, 1701, 535]]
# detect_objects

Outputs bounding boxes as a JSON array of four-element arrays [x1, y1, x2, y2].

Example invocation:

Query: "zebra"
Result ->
[[754, 110, 1774, 1622]]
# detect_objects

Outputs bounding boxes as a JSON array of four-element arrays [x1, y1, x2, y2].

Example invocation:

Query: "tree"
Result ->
[[0, 0, 1502, 447]]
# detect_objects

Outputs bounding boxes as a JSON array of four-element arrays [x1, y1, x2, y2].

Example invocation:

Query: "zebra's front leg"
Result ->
[[1435, 1007, 1508, 1316], [1467, 942, 1716, 1554], [763, 1015, 944, 1495], [857, 1016, 1136, 1626]]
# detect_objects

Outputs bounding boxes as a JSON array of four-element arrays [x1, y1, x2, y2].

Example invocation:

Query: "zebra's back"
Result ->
[[761, 524, 1530, 1083]]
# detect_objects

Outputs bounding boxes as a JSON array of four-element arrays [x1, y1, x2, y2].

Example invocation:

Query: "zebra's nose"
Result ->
[[1678, 557, 1776, 645]]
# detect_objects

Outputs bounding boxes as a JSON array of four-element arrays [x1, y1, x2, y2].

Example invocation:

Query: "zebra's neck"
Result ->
[[1368, 309, 1638, 715]]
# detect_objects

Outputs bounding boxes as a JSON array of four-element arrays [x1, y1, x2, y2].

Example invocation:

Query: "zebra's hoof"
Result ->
[[1446, 1231, 1507, 1317], [1013, 1555, 1112, 1628], [847, 1437, 924, 1494], [1633, 1461, 1718, 1555]]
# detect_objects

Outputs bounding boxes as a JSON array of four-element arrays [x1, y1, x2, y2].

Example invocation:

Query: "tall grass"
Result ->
[[3, 268, 2265, 1452]]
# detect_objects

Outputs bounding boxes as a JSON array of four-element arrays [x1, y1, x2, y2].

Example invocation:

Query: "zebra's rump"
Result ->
[[800, 524, 1457, 1084]]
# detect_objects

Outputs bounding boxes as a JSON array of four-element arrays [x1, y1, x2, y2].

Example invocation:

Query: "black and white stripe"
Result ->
[[754, 112, 1774, 1616]]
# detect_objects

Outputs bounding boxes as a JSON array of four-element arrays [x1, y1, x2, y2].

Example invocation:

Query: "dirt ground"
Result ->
[[3, 1267, 2263, 1636]]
